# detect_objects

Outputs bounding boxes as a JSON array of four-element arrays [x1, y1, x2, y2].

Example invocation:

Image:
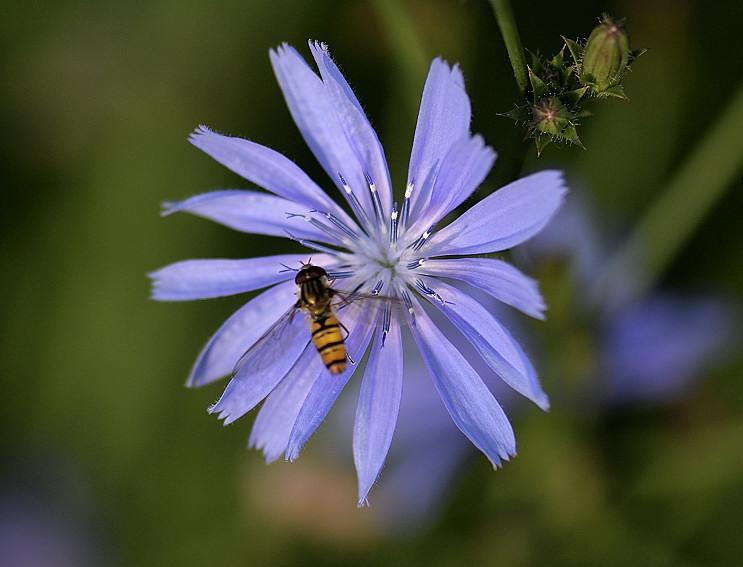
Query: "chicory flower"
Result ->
[[151, 41, 566, 504]]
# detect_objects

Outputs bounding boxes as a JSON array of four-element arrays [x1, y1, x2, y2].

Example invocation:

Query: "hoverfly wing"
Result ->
[[232, 303, 310, 377], [329, 288, 405, 335], [331, 289, 401, 309]]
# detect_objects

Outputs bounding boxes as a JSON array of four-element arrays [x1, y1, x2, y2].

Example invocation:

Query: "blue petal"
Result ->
[[353, 317, 403, 505], [163, 190, 339, 243], [149, 253, 328, 301], [409, 296, 516, 467], [209, 307, 311, 425], [424, 170, 567, 256], [189, 126, 347, 220], [269, 44, 373, 220], [248, 346, 325, 462], [186, 281, 296, 387], [308, 41, 393, 216], [407, 58, 471, 222], [284, 304, 379, 461], [417, 257, 545, 319], [416, 278, 548, 409], [410, 135, 496, 232]]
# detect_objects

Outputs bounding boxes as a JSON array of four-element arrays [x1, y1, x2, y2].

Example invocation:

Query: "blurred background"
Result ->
[[2, 0, 742, 565]]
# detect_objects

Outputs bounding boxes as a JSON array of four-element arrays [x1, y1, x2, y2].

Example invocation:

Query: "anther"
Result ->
[[410, 225, 435, 252], [406, 257, 427, 270], [366, 173, 385, 229], [415, 279, 449, 306], [310, 209, 359, 240], [381, 302, 392, 347], [400, 182, 413, 229], [286, 211, 352, 245], [284, 230, 342, 257], [371, 279, 384, 295], [326, 270, 354, 279], [389, 201, 399, 244], [338, 172, 370, 230], [401, 289, 415, 326]]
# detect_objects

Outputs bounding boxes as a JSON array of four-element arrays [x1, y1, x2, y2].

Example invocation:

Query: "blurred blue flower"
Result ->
[[151, 41, 566, 504], [601, 295, 735, 404], [525, 195, 737, 405]]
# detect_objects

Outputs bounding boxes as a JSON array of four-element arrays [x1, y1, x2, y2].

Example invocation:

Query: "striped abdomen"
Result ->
[[310, 312, 347, 374]]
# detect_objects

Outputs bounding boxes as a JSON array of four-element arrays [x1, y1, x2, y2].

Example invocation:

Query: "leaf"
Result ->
[[600, 84, 630, 101], [528, 66, 549, 100], [562, 37, 583, 65], [534, 134, 552, 156], [564, 86, 589, 106], [558, 123, 585, 148]]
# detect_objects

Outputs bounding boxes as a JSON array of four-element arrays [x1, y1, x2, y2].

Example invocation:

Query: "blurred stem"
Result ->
[[373, 0, 428, 117], [488, 0, 528, 96], [594, 81, 743, 306]]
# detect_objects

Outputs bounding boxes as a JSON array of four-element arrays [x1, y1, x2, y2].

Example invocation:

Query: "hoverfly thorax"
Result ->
[[295, 264, 332, 314]]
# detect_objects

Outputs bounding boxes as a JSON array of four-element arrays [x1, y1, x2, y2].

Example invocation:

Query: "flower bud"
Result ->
[[581, 15, 630, 94], [530, 97, 584, 155], [532, 97, 571, 136]]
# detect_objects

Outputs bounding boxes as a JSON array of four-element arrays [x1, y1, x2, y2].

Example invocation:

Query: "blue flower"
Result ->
[[151, 41, 566, 504], [601, 295, 735, 404]]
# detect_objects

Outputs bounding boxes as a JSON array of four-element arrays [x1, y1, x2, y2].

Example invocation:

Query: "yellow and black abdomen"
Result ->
[[310, 312, 347, 374]]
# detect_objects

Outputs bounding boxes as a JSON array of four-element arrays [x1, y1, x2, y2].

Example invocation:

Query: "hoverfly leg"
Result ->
[[338, 319, 350, 339], [346, 352, 357, 365]]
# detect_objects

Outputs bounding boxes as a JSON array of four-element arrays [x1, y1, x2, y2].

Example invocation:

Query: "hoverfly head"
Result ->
[[295, 263, 328, 285]]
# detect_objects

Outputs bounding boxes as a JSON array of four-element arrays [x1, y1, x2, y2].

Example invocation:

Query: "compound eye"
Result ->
[[310, 266, 327, 278]]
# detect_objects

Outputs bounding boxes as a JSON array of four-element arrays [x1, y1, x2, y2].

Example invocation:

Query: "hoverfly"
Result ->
[[232, 262, 395, 378]]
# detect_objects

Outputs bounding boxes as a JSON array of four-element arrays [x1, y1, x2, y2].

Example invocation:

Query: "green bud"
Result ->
[[581, 15, 630, 94], [532, 97, 571, 135], [529, 97, 585, 155]]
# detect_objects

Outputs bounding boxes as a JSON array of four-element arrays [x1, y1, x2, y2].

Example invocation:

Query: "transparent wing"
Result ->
[[331, 288, 405, 335], [232, 303, 310, 376], [332, 289, 401, 310]]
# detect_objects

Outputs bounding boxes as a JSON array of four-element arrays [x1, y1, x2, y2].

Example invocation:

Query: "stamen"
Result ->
[[406, 257, 427, 270], [415, 278, 450, 306], [400, 182, 414, 229], [284, 230, 343, 257], [338, 172, 370, 230], [381, 302, 392, 347], [366, 173, 385, 229], [285, 212, 349, 245], [389, 201, 399, 244], [371, 279, 384, 295], [326, 270, 354, 279], [401, 289, 415, 326], [410, 225, 435, 252], [310, 209, 359, 240]]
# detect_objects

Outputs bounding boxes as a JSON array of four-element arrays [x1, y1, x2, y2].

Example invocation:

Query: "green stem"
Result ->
[[488, 0, 529, 96], [373, 0, 429, 117], [594, 81, 743, 306]]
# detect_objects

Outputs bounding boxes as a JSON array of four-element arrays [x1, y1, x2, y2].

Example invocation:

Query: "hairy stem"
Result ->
[[489, 0, 529, 96]]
